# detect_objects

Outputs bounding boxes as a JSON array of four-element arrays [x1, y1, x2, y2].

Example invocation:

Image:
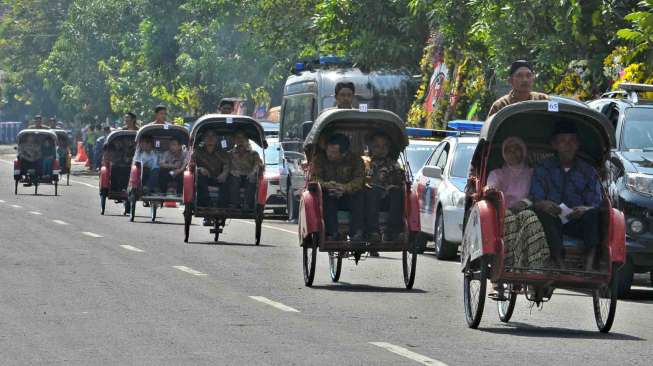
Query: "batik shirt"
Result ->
[[529, 155, 602, 208]]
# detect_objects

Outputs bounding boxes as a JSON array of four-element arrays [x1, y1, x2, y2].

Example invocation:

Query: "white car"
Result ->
[[253, 137, 287, 216], [413, 136, 478, 259]]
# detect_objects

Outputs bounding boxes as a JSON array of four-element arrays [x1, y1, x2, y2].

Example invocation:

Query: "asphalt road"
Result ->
[[1, 153, 653, 366]]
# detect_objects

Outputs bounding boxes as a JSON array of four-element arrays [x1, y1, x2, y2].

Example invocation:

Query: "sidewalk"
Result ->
[[0, 144, 16, 155]]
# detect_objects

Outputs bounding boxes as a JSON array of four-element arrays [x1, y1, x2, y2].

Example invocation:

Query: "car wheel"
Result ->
[[434, 209, 457, 260]]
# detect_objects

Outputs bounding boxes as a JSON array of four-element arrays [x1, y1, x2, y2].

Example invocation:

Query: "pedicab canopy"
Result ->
[[104, 129, 137, 146], [52, 129, 71, 148], [303, 108, 408, 160], [478, 100, 615, 173], [190, 114, 268, 149], [17, 129, 58, 144], [135, 124, 190, 146]]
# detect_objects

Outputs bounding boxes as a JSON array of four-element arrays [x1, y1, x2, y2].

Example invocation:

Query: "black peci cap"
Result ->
[[509, 60, 533, 76], [552, 121, 578, 137]]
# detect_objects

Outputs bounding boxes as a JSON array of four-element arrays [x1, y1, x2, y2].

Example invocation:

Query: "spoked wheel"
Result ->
[[54, 181, 58, 196], [34, 182, 38, 195], [303, 233, 318, 286], [14, 180, 18, 195], [100, 191, 107, 215], [593, 267, 618, 333], [150, 203, 157, 222], [329, 251, 343, 282], [402, 235, 418, 289], [66, 173, 70, 186], [497, 282, 517, 323], [464, 257, 488, 329], [214, 221, 220, 242], [255, 205, 263, 245], [183, 205, 192, 243]]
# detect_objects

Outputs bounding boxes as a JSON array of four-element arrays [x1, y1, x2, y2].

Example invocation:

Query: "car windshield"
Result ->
[[623, 108, 653, 150], [450, 143, 476, 178], [281, 94, 313, 141], [405, 142, 438, 174], [253, 141, 280, 166]]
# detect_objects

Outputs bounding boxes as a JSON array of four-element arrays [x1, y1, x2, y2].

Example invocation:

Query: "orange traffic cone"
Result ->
[[75, 142, 88, 162]]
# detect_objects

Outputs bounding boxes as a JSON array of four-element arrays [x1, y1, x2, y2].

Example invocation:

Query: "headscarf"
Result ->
[[487, 136, 532, 208]]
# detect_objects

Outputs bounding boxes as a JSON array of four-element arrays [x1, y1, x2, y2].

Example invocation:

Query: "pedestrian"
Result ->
[[487, 60, 548, 117]]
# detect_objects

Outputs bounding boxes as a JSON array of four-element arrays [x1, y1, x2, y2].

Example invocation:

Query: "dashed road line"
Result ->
[[69, 179, 96, 188], [10, 204, 22, 208], [29, 211, 42, 215], [235, 219, 296, 235], [82, 231, 103, 238], [173, 266, 207, 277], [120, 245, 144, 253], [249, 296, 300, 313], [369, 342, 447, 366], [52, 219, 68, 225], [0, 199, 5, 203]]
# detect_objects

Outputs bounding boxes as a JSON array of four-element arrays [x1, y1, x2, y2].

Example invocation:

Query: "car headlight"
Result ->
[[626, 173, 653, 196]]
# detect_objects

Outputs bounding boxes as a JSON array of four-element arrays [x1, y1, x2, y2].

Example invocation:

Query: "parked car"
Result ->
[[588, 82, 653, 295], [413, 135, 478, 259], [253, 137, 286, 216]]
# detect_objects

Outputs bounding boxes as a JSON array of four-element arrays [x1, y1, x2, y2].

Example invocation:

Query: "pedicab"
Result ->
[[182, 114, 268, 244], [53, 129, 72, 185], [461, 100, 625, 333], [128, 124, 190, 222], [299, 109, 421, 289], [13, 129, 61, 196], [99, 130, 137, 215]]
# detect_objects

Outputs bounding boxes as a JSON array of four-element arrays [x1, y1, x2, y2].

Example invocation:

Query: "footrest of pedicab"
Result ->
[[209, 228, 223, 234]]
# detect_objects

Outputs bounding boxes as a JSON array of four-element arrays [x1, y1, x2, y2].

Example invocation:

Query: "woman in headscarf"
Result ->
[[486, 137, 549, 268]]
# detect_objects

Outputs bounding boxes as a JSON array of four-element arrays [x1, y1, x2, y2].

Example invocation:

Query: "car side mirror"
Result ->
[[422, 165, 442, 179], [302, 121, 314, 139]]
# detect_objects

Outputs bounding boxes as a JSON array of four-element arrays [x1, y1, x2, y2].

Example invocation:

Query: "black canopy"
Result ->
[[190, 114, 268, 149]]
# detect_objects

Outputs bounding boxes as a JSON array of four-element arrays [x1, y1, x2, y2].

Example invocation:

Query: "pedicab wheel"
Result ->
[[34, 181, 38, 195], [100, 191, 107, 215], [255, 205, 263, 245], [213, 221, 220, 242], [66, 173, 70, 186], [150, 203, 157, 222], [497, 282, 517, 323], [54, 181, 58, 196], [129, 200, 136, 222], [464, 257, 488, 329], [329, 251, 343, 282], [402, 250, 417, 289], [303, 233, 318, 286], [14, 179, 18, 195], [183, 205, 192, 243], [593, 266, 618, 333]]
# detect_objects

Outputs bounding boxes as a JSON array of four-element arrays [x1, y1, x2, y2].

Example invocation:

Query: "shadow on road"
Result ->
[[480, 322, 645, 341], [310, 282, 427, 294], [620, 288, 653, 304], [186, 241, 275, 248]]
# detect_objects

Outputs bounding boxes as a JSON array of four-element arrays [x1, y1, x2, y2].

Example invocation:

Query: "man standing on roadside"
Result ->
[[488, 60, 548, 117]]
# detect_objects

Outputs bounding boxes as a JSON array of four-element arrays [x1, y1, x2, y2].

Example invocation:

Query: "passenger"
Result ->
[[310, 133, 365, 241], [226, 131, 263, 210], [531, 123, 603, 270], [133, 136, 160, 195], [41, 136, 56, 176], [486, 137, 549, 268], [191, 130, 229, 208], [18, 135, 42, 175], [158, 137, 187, 196], [335, 82, 355, 109], [364, 133, 405, 242]]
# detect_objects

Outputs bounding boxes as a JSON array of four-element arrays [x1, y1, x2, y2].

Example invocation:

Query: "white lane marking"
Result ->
[[69, 179, 96, 188], [235, 219, 296, 235], [369, 342, 448, 366], [10, 204, 22, 208], [82, 231, 103, 238], [29, 211, 42, 215], [0, 199, 5, 203], [173, 266, 207, 277], [0, 159, 11, 165], [120, 245, 144, 253], [249, 296, 300, 313], [52, 219, 68, 225]]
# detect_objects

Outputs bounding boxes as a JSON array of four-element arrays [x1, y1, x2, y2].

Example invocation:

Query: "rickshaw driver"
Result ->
[[148, 105, 169, 126], [28, 115, 48, 129], [226, 130, 263, 210], [335, 82, 355, 109], [487, 60, 548, 117], [530, 123, 603, 270], [122, 112, 138, 131], [218, 99, 235, 114], [191, 130, 230, 210], [364, 133, 405, 242], [310, 133, 366, 241]]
